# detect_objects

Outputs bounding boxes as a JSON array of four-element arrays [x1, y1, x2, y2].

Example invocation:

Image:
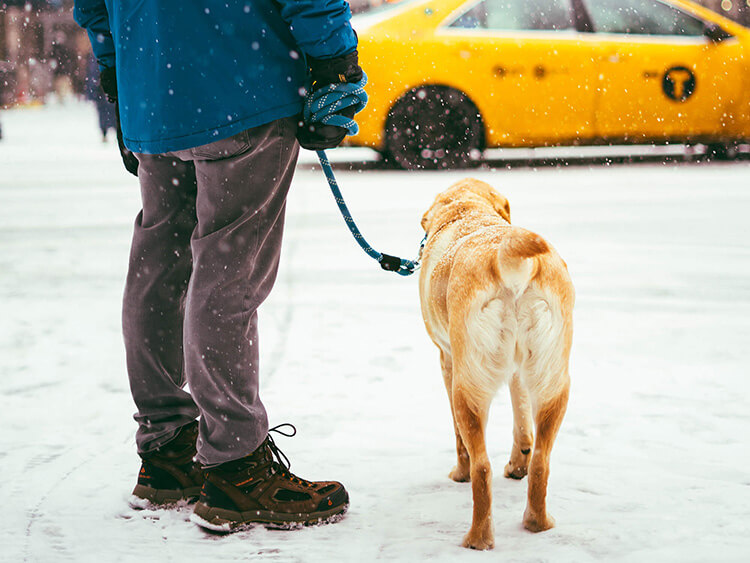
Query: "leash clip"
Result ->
[[379, 253, 421, 276], [379, 254, 404, 272]]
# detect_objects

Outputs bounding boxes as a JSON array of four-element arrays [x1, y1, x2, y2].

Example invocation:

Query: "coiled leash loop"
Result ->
[[303, 72, 369, 135], [304, 73, 423, 276]]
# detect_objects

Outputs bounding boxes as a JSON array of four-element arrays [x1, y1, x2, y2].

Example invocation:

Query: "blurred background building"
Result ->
[[1, 1, 84, 107], [0, 0, 749, 109]]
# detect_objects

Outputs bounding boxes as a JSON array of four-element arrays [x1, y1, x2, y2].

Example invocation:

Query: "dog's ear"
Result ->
[[421, 207, 432, 232], [492, 192, 511, 223], [421, 192, 447, 233]]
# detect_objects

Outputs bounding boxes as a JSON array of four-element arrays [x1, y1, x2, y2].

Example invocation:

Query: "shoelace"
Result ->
[[266, 424, 315, 488]]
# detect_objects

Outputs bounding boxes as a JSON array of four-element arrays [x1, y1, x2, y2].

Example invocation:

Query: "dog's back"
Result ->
[[423, 223, 573, 406]]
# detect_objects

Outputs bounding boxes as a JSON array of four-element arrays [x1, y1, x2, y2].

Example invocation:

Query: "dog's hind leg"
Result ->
[[441, 350, 471, 482], [453, 386, 494, 550], [504, 373, 534, 480], [523, 380, 569, 533]]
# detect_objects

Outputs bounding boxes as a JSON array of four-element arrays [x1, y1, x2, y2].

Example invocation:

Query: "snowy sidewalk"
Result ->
[[1, 103, 750, 562]]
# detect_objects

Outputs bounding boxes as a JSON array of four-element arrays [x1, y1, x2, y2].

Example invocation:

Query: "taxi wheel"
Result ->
[[384, 86, 484, 170]]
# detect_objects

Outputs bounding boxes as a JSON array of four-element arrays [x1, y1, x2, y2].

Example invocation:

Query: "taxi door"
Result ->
[[586, 0, 745, 141], [436, 0, 600, 147]]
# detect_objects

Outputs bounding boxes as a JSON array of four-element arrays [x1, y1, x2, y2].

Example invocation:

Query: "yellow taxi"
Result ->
[[348, 0, 750, 168]]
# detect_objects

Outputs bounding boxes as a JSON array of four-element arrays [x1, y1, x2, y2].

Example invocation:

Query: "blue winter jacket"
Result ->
[[73, 1, 357, 154]]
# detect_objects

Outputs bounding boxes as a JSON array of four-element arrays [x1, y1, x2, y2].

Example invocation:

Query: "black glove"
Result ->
[[99, 66, 117, 103], [297, 50, 364, 150], [99, 66, 139, 177], [114, 105, 140, 176]]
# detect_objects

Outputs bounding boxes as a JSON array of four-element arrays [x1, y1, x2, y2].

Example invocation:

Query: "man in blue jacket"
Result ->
[[74, 0, 362, 530]]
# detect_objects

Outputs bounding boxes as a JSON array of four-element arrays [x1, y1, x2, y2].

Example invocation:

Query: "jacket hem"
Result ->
[[125, 102, 303, 155]]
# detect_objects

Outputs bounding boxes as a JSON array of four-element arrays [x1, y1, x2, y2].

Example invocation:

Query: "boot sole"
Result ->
[[190, 500, 349, 532], [129, 484, 202, 509]]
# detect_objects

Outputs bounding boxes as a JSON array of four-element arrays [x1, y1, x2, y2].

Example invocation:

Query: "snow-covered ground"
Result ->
[[1, 102, 749, 562]]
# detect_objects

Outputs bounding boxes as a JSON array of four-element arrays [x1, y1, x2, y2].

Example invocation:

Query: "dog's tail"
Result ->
[[497, 229, 549, 295]]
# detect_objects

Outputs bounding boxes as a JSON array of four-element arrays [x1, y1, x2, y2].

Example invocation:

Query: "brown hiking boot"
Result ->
[[129, 420, 204, 507], [190, 424, 348, 531]]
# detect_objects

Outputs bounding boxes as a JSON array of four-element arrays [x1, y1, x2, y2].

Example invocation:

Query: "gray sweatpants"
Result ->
[[123, 117, 300, 465]]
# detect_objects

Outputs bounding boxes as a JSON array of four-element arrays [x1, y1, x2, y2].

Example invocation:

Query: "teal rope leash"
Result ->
[[304, 71, 423, 276], [316, 150, 424, 276]]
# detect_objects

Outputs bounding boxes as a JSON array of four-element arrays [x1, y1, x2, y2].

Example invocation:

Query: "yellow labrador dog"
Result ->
[[419, 178, 574, 550]]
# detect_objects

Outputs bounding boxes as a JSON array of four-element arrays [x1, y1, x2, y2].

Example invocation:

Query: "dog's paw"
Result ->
[[523, 509, 555, 533], [462, 527, 495, 550], [449, 465, 471, 482], [503, 460, 528, 480]]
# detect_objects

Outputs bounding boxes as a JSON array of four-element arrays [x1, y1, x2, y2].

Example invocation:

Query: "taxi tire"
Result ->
[[384, 86, 483, 170]]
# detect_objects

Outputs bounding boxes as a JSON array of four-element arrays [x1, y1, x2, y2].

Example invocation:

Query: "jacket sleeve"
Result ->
[[274, 0, 358, 60], [73, 0, 116, 69]]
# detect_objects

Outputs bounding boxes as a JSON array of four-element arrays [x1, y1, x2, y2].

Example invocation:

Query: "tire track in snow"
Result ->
[[23, 447, 100, 561]]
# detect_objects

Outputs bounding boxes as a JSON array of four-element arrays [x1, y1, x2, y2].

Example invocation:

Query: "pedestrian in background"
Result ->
[[74, 0, 364, 531], [49, 31, 76, 101]]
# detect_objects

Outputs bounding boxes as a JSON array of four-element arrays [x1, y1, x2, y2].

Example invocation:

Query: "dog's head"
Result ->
[[421, 178, 511, 234]]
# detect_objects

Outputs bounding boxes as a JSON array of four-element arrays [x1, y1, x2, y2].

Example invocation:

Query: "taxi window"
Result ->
[[583, 0, 706, 35], [449, 0, 575, 31]]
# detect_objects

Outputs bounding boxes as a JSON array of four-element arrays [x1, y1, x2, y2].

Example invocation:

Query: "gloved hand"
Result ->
[[99, 66, 140, 177], [297, 50, 364, 150]]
